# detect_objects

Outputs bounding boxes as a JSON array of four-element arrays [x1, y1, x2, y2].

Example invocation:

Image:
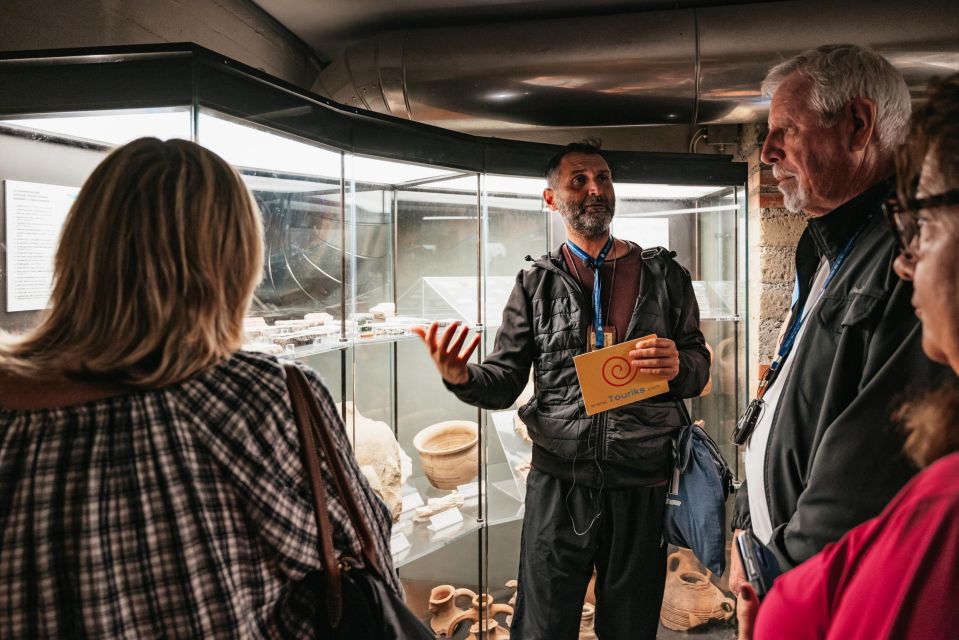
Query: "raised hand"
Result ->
[[411, 320, 481, 385]]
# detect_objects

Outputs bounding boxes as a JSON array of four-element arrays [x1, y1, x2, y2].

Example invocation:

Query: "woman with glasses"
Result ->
[[737, 73, 959, 639]]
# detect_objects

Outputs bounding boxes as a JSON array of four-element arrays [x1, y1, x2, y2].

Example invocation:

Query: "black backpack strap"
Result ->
[[641, 246, 693, 426], [640, 247, 675, 332]]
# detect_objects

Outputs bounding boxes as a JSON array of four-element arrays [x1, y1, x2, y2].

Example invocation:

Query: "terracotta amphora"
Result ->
[[428, 585, 476, 637], [505, 579, 518, 626], [465, 617, 511, 640], [447, 592, 513, 639], [660, 549, 735, 631], [579, 602, 598, 640]]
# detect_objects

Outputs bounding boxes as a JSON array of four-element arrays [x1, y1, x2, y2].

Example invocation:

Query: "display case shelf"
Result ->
[[391, 476, 484, 568], [271, 340, 350, 359]]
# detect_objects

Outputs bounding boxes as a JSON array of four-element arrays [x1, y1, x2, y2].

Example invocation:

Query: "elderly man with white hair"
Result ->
[[728, 43, 948, 593]]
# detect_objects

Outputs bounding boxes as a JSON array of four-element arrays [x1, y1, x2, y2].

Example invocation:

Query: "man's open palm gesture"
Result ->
[[411, 320, 481, 385]]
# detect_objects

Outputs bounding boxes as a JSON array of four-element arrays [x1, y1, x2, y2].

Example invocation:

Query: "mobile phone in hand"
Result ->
[[736, 529, 781, 600]]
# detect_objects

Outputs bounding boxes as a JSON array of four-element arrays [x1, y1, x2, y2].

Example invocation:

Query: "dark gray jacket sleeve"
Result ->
[[769, 294, 944, 568], [766, 324, 932, 569], [443, 271, 537, 410], [666, 266, 710, 399]]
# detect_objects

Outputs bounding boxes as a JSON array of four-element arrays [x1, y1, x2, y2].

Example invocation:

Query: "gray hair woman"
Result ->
[[737, 72, 959, 639], [0, 138, 398, 637]]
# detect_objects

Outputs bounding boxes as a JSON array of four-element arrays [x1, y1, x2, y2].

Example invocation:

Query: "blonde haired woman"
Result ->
[[0, 138, 398, 637]]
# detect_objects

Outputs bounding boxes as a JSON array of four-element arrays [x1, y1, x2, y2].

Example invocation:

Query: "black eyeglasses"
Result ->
[[883, 188, 959, 255]]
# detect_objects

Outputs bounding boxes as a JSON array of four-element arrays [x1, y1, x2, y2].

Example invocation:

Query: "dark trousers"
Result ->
[[510, 468, 667, 640]]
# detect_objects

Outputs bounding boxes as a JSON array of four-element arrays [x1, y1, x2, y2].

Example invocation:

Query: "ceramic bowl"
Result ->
[[413, 420, 479, 490]]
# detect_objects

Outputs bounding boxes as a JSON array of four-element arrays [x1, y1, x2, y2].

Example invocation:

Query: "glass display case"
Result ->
[[0, 44, 747, 636]]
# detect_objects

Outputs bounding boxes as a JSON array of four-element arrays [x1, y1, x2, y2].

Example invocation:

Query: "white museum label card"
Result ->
[[401, 491, 425, 513], [390, 532, 411, 556], [5, 180, 79, 312], [456, 482, 479, 499], [427, 507, 464, 532]]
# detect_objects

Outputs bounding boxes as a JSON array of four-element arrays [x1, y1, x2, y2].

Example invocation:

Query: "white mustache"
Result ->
[[772, 166, 797, 181]]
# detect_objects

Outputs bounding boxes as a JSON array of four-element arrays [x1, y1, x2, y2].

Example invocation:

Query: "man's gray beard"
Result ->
[[773, 168, 810, 213], [780, 181, 810, 213], [557, 197, 615, 239]]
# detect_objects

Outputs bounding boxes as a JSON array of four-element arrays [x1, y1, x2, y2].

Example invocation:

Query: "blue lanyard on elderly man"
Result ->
[[565, 235, 615, 349]]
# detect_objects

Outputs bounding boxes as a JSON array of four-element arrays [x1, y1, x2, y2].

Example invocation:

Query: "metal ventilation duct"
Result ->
[[315, 0, 959, 133]]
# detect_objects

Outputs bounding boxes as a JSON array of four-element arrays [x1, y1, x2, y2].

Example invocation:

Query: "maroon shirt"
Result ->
[[562, 239, 643, 346]]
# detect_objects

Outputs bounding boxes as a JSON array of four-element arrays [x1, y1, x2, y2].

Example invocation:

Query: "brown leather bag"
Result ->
[[283, 363, 434, 639]]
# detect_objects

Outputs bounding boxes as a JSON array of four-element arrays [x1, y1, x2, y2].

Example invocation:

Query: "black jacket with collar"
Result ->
[[731, 179, 950, 569], [445, 241, 710, 488]]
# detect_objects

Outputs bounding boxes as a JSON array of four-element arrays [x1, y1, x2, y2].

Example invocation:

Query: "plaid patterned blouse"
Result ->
[[0, 351, 399, 638]]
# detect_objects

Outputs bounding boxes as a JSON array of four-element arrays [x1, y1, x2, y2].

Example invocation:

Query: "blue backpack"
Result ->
[[642, 248, 736, 575], [664, 420, 735, 575]]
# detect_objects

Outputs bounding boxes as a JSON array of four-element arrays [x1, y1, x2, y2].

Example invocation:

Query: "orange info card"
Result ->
[[573, 333, 670, 416]]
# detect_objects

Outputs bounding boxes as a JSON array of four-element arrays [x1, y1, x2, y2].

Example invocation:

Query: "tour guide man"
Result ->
[[413, 140, 709, 639]]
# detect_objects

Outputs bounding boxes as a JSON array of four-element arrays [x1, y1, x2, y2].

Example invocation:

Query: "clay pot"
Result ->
[[428, 585, 474, 636], [413, 420, 479, 490], [465, 618, 510, 640], [579, 603, 598, 640], [448, 592, 513, 640], [660, 550, 735, 631], [505, 580, 518, 626]]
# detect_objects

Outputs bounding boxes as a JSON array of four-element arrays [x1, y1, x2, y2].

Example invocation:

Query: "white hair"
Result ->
[[762, 44, 911, 151]]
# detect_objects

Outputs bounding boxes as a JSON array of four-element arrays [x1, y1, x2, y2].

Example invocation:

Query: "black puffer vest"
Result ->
[[448, 242, 709, 488]]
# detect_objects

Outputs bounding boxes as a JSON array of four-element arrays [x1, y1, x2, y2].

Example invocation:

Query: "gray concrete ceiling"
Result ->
[[253, 0, 773, 64]]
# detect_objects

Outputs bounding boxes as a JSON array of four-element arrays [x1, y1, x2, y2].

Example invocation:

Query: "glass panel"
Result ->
[[393, 171, 480, 322], [482, 174, 549, 328], [614, 180, 747, 534], [480, 171, 544, 544], [684, 187, 743, 468], [196, 110, 348, 360], [0, 107, 192, 333], [0, 109, 191, 147], [343, 155, 483, 615], [612, 182, 745, 454]]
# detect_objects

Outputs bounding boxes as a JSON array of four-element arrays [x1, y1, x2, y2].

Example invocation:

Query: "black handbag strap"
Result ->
[[284, 363, 383, 626]]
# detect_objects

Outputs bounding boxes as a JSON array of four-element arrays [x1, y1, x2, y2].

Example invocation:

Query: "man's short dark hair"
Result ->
[[545, 138, 608, 188]]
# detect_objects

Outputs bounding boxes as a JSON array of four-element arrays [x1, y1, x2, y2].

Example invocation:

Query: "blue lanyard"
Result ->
[[759, 216, 873, 396], [566, 236, 615, 348]]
